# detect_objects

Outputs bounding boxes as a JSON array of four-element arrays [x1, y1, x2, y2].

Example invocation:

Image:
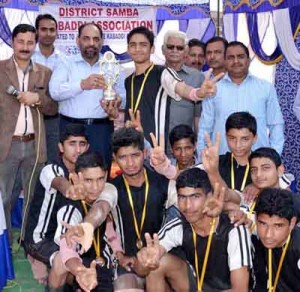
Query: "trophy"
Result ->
[[99, 51, 120, 100]]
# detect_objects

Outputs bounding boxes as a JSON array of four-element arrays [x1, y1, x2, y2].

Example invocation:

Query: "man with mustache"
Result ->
[[197, 41, 284, 157], [49, 22, 125, 168], [185, 38, 206, 72], [0, 23, 57, 243]]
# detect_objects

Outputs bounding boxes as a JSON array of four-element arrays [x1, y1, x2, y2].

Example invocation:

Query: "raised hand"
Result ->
[[203, 182, 225, 217], [100, 95, 121, 120], [201, 132, 221, 174], [125, 109, 143, 133], [196, 68, 224, 100], [228, 209, 253, 228], [137, 233, 161, 270], [66, 172, 86, 200], [61, 221, 94, 254], [75, 260, 97, 292], [149, 132, 166, 166], [81, 74, 106, 90]]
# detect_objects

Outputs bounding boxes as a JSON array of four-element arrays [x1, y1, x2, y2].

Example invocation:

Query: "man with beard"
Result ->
[[49, 22, 125, 168]]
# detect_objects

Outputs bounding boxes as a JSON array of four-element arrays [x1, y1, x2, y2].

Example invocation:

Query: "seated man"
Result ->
[[217, 112, 293, 195], [62, 127, 178, 291], [218, 111, 256, 192], [51, 152, 118, 291], [137, 168, 251, 292], [169, 124, 197, 170], [252, 188, 300, 291], [247, 147, 300, 215], [23, 124, 90, 285]]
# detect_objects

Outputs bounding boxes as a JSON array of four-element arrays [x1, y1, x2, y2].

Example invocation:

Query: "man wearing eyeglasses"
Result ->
[[162, 31, 205, 157]]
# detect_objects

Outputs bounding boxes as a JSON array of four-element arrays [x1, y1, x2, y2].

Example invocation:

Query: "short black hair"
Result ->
[[255, 188, 297, 222], [169, 124, 195, 147], [35, 14, 57, 30], [188, 38, 205, 53], [59, 124, 88, 143], [127, 26, 154, 47], [12, 24, 37, 41], [226, 41, 250, 58], [205, 36, 228, 54], [112, 127, 144, 155], [78, 22, 103, 38], [225, 112, 257, 135], [249, 147, 282, 168], [176, 168, 212, 194], [75, 152, 107, 173]]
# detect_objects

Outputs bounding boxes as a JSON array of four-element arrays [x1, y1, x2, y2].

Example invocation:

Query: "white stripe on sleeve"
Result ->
[[158, 218, 183, 252], [40, 164, 65, 193], [161, 68, 182, 101], [227, 225, 252, 271]]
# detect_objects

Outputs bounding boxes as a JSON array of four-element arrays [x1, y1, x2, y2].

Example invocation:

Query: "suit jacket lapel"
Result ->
[[5, 57, 20, 91], [28, 62, 39, 92]]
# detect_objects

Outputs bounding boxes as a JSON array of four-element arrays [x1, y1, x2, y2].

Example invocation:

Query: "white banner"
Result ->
[[40, 5, 157, 55]]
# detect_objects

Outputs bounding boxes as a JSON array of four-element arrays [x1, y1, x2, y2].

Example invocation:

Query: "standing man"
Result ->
[[185, 38, 206, 71], [49, 22, 125, 167], [162, 30, 204, 155], [33, 13, 65, 162], [197, 41, 284, 156], [205, 36, 228, 77], [125, 26, 222, 148], [0, 24, 58, 241]]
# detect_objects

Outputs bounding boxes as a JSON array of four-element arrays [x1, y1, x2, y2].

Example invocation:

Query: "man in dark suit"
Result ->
[[0, 24, 57, 242]]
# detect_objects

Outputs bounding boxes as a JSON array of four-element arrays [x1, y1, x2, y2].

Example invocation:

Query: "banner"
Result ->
[[40, 4, 156, 55]]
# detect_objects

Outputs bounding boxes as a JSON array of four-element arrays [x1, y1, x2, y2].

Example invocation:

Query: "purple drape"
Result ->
[[247, 12, 282, 62], [0, 8, 12, 47]]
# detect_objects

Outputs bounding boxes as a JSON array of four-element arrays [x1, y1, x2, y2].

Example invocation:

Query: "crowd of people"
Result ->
[[0, 12, 299, 292]]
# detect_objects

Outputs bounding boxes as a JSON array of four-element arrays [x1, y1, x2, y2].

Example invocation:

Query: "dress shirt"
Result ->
[[293, 84, 300, 122], [13, 58, 34, 135], [49, 54, 126, 119], [197, 73, 284, 157], [32, 45, 65, 71]]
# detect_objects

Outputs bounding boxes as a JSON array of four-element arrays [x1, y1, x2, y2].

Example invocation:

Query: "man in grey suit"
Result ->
[[0, 24, 57, 242]]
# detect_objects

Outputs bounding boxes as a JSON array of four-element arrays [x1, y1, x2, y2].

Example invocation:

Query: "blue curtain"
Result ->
[[224, 0, 300, 13], [247, 12, 282, 63], [275, 33, 300, 192], [0, 8, 12, 47]]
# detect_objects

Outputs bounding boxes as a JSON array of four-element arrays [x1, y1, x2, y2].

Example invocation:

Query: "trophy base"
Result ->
[[103, 89, 116, 101]]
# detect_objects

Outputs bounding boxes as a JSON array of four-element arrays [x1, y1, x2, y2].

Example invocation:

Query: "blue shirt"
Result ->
[[32, 45, 65, 71], [49, 54, 126, 119], [197, 73, 284, 157]]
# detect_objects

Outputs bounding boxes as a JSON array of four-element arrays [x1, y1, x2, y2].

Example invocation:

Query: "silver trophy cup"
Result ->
[[99, 51, 120, 101]]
